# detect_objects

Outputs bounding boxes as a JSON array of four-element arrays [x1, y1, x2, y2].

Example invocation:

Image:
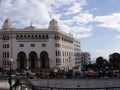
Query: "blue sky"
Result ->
[[0, 0, 120, 62], [81, 0, 120, 61]]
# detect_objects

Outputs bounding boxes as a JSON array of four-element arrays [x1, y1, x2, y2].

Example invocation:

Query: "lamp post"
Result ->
[[8, 58, 14, 90], [26, 67, 29, 79]]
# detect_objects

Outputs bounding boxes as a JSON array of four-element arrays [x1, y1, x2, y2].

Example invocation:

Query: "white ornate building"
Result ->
[[0, 18, 81, 71]]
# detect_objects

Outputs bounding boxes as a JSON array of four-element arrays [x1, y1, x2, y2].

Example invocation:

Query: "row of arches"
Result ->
[[17, 51, 49, 70], [16, 34, 48, 40]]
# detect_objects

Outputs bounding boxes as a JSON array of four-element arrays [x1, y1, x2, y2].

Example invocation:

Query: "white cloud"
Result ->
[[73, 32, 92, 39], [44, 0, 86, 9], [72, 26, 93, 33], [115, 34, 120, 39], [95, 13, 120, 31], [60, 23, 93, 39], [64, 2, 85, 15], [0, 0, 51, 28], [0, 0, 93, 39], [1, 0, 120, 40], [73, 13, 93, 24]]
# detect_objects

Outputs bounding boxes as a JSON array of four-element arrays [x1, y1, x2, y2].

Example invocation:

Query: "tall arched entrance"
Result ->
[[29, 51, 37, 69], [17, 52, 26, 70], [40, 51, 49, 69]]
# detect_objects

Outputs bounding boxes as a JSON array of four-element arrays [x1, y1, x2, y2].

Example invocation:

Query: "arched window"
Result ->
[[31, 35, 34, 39], [35, 35, 37, 38], [42, 35, 45, 39], [39, 35, 41, 39], [46, 35, 48, 39], [7, 52, 9, 58], [20, 35, 23, 39], [28, 35, 30, 39], [24, 35, 26, 39], [16, 35, 19, 39]]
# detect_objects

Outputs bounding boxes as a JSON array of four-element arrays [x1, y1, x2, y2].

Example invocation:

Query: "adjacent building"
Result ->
[[81, 52, 91, 67], [0, 18, 81, 71]]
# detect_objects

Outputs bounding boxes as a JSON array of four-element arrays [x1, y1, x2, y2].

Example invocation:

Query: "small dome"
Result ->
[[48, 19, 59, 30], [24, 25, 39, 30], [2, 18, 14, 29], [50, 19, 58, 24]]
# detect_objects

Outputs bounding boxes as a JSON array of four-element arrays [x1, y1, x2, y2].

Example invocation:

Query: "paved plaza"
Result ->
[[0, 80, 10, 89]]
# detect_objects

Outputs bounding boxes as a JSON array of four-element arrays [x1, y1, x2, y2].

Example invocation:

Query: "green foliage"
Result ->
[[91, 52, 120, 71], [85, 63, 97, 71], [109, 52, 120, 69], [96, 56, 109, 70]]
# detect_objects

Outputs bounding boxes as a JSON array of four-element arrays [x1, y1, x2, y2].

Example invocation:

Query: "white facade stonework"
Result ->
[[0, 18, 81, 71]]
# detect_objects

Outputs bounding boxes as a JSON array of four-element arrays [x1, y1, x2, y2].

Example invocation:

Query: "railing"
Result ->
[[18, 78, 120, 90], [20, 84, 120, 90]]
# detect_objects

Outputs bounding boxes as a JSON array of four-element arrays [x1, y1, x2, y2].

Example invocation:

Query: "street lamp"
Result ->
[[26, 67, 29, 79], [8, 58, 14, 90]]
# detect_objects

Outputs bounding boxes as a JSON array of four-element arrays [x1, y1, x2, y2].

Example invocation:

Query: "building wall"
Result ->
[[0, 18, 80, 71], [81, 52, 91, 67], [74, 39, 81, 68], [0, 33, 2, 67]]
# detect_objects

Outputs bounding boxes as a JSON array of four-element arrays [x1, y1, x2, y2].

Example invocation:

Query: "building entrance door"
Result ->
[[40, 51, 49, 69], [29, 52, 37, 69], [17, 52, 26, 69]]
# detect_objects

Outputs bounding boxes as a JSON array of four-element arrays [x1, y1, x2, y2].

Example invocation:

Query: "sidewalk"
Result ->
[[0, 81, 9, 90]]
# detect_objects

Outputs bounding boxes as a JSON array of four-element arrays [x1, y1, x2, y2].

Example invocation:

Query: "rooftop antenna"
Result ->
[[30, 22, 33, 26]]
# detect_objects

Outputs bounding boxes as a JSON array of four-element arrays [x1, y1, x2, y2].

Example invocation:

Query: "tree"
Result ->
[[96, 56, 109, 70], [109, 52, 120, 69], [85, 64, 95, 70]]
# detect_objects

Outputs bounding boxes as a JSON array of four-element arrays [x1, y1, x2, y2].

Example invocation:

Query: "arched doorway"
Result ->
[[17, 52, 26, 70], [29, 51, 37, 69], [40, 51, 49, 69]]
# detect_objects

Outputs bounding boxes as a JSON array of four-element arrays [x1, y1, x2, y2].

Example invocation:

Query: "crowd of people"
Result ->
[[34, 69, 120, 79], [0, 68, 120, 80]]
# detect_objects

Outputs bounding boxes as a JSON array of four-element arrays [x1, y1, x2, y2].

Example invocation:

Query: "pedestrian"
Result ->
[[13, 78, 20, 90]]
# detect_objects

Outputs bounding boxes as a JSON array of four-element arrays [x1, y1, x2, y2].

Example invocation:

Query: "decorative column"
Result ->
[[39, 59, 41, 69], [26, 59, 29, 69], [35, 58, 39, 69], [36, 58, 40, 69]]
